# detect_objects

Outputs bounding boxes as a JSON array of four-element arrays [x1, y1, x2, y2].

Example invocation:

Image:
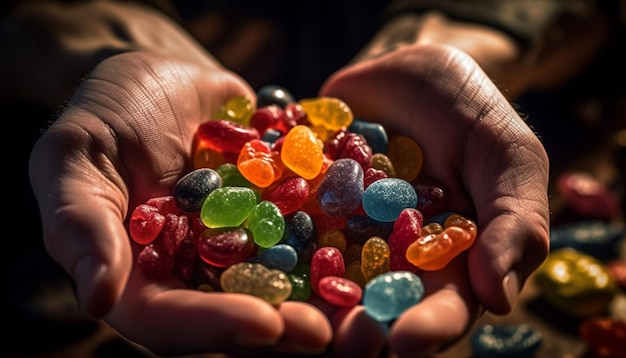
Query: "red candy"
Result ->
[[262, 175, 310, 215], [317, 276, 362, 307], [310, 246, 345, 295]]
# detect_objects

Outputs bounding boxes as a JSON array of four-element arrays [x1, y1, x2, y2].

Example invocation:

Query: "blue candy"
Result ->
[[363, 271, 424, 322], [249, 244, 298, 273], [362, 178, 417, 222], [471, 324, 543, 358]]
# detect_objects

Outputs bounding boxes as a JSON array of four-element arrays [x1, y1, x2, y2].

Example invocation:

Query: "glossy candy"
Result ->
[[348, 118, 388, 155], [261, 175, 309, 215], [362, 178, 418, 222], [579, 317, 626, 358], [280, 125, 324, 180], [343, 215, 394, 246], [197, 227, 257, 267], [317, 158, 364, 217], [470, 324, 543, 358], [237, 139, 283, 188], [388, 208, 423, 272], [195, 119, 260, 154], [549, 220, 624, 260], [386, 135, 423, 183], [298, 96, 353, 135], [557, 170, 622, 220], [249, 244, 298, 273], [287, 264, 311, 301], [256, 84, 295, 108], [220, 262, 292, 305], [173, 168, 222, 212], [363, 271, 424, 322], [534, 248, 617, 317], [137, 213, 189, 279], [361, 237, 390, 282], [405, 224, 476, 271], [246, 200, 285, 248], [214, 95, 254, 126], [317, 276, 362, 307], [129, 204, 166, 245], [324, 129, 373, 169], [310, 246, 345, 295], [200, 187, 257, 228], [318, 229, 347, 253]]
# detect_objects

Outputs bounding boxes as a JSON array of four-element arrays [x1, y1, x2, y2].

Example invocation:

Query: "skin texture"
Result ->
[[23, 1, 555, 357]]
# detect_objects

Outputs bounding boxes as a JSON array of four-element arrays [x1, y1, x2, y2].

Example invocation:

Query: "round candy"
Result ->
[[363, 271, 424, 322], [362, 178, 418, 222]]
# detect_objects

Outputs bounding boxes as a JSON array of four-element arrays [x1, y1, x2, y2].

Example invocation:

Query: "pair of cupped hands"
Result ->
[[28, 11, 550, 358]]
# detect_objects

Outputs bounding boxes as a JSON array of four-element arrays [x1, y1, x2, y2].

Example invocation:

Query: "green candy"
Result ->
[[247, 200, 285, 248], [201, 187, 257, 228]]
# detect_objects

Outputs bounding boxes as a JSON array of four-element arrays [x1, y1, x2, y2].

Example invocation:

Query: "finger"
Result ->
[[388, 266, 482, 357], [106, 272, 331, 356], [330, 305, 387, 358]]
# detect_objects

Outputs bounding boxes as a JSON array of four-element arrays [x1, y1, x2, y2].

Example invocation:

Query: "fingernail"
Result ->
[[502, 271, 519, 313], [75, 256, 108, 317]]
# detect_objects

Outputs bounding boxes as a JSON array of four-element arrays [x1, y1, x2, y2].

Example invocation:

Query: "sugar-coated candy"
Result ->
[[362, 178, 418, 222], [145, 195, 180, 215], [413, 183, 447, 220], [310, 246, 345, 295], [363, 271, 424, 322], [249, 104, 286, 135], [173, 168, 222, 212], [173, 237, 197, 281], [405, 223, 476, 271], [534, 248, 617, 317], [261, 175, 309, 215], [129, 204, 166, 245], [247, 201, 285, 248], [200, 187, 258, 228], [137, 213, 189, 279], [317, 158, 364, 217], [280, 210, 318, 263], [386, 135, 423, 183], [347, 118, 388, 155], [361, 237, 390, 282], [579, 317, 626, 358], [249, 244, 298, 273], [317, 276, 362, 307], [324, 129, 373, 169], [237, 139, 283, 188], [470, 324, 542, 358], [549, 220, 624, 260], [280, 125, 324, 180], [195, 119, 260, 154], [388, 208, 423, 272], [256, 84, 295, 108], [343, 215, 394, 245], [369, 153, 395, 178], [298, 96, 353, 134], [287, 264, 311, 301], [364, 167, 388, 189], [197, 227, 257, 267], [220, 262, 292, 305]]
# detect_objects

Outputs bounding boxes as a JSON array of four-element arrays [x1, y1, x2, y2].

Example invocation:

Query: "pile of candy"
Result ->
[[127, 85, 478, 322]]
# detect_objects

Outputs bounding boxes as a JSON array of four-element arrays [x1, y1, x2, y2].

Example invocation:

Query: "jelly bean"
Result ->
[[318, 229, 347, 253], [579, 317, 626, 358], [324, 129, 373, 169], [261, 175, 310, 215], [363, 271, 424, 322], [197, 227, 257, 267], [129, 204, 166, 245], [361, 237, 390, 282], [347, 118, 388, 155], [249, 104, 286, 136], [362, 178, 418, 222], [145, 195, 180, 215], [256, 84, 295, 108], [421, 222, 443, 235], [405, 224, 477, 271], [386, 135, 423, 183], [413, 183, 447, 220], [557, 170, 621, 220], [214, 163, 260, 199], [250, 244, 298, 273], [246, 200, 285, 248], [343, 215, 394, 246], [369, 153, 395, 177], [280, 125, 324, 180], [317, 158, 364, 217], [318, 276, 362, 307], [280, 211, 318, 263], [470, 324, 542, 358], [220, 262, 292, 305], [298, 96, 353, 133], [137, 213, 189, 278], [200, 187, 257, 228], [173, 237, 197, 281], [213, 95, 254, 126], [237, 139, 283, 188], [444, 213, 477, 234], [281, 103, 310, 133], [287, 264, 311, 301], [550, 220, 624, 260], [173, 168, 222, 212], [195, 119, 260, 154], [310, 246, 345, 295], [534, 248, 618, 317], [388, 208, 422, 272], [345, 260, 367, 288], [364, 167, 388, 189]]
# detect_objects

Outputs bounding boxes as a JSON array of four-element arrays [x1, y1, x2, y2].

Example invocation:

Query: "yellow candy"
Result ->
[[280, 125, 324, 180]]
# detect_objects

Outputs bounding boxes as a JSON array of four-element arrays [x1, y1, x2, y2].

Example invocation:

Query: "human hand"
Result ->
[[28, 51, 332, 357], [319, 44, 551, 357]]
